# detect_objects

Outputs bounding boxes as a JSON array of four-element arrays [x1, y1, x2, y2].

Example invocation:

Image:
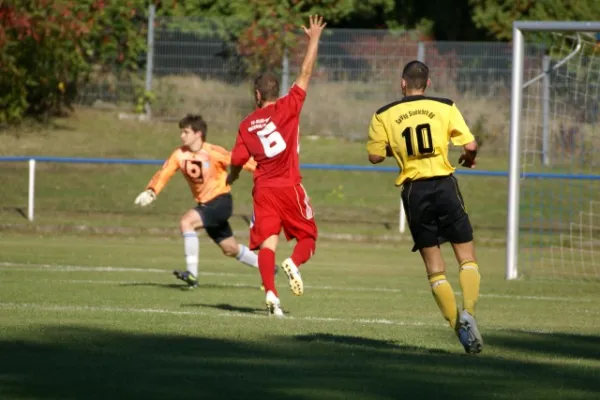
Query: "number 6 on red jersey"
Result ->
[[257, 122, 286, 158]]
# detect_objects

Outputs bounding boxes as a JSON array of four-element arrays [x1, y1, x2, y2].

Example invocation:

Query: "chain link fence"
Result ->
[[77, 16, 553, 153]]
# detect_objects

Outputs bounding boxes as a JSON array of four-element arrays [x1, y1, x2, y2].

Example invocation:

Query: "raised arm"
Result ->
[[294, 15, 327, 92]]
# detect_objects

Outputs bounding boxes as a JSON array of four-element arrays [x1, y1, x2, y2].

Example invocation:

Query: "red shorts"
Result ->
[[249, 184, 318, 250]]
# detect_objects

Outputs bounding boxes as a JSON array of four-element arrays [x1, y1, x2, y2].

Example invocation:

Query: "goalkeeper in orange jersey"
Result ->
[[134, 114, 260, 289]]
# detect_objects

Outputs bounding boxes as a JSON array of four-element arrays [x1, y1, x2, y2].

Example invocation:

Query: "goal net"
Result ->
[[507, 22, 600, 280]]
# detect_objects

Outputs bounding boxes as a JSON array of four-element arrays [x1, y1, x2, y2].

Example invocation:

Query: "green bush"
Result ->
[[0, 0, 159, 124]]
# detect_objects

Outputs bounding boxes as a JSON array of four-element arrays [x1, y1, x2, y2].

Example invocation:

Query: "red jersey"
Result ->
[[231, 84, 306, 188]]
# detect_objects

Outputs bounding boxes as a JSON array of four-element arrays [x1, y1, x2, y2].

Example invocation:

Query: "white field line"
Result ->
[[0, 302, 433, 327], [37, 279, 597, 302], [0, 262, 595, 302], [0, 262, 245, 277], [0, 302, 582, 335], [0, 255, 410, 270]]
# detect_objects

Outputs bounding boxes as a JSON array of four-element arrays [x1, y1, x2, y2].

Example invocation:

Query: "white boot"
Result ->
[[281, 258, 304, 296], [265, 291, 284, 318]]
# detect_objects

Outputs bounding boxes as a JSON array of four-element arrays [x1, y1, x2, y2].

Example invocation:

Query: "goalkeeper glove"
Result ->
[[134, 189, 156, 207]]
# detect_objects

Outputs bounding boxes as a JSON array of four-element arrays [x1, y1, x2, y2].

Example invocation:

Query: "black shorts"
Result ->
[[401, 174, 473, 252], [194, 193, 234, 244]]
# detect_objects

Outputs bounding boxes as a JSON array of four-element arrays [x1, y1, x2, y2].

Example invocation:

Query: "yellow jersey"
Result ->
[[367, 95, 475, 185]]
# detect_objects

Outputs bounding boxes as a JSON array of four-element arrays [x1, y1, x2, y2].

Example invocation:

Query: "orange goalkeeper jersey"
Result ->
[[146, 142, 256, 204]]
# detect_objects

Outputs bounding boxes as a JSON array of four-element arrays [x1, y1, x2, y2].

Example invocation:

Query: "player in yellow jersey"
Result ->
[[134, 114, 260, 289], [367, 61, 483, 354]]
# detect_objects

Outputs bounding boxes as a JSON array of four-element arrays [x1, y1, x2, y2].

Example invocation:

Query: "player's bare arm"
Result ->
[[458, 140, 477, 168], [368, 154, 385, 164], [368, 144, 394, 164], [295, 15, 327, 91], [226, 165, 243, 186]]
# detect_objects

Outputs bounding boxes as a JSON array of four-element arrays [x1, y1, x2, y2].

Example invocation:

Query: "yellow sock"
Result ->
[[428, 273, 458, 329], [459, 260, 481, 316]]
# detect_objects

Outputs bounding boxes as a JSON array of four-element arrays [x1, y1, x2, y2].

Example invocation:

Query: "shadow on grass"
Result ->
[[119, 282, 259, 292], [119, 282, 192, 291], [295, 333, 450, 354], [0, 207, 27, 220], [486, 330, 600, 361], [182, 302, 266, 314], [200, 283, 259, 290], [0, 327, 598, 400]]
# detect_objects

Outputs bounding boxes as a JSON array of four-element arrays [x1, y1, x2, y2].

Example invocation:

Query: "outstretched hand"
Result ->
[[302, 15, 326, 39], [134, 189, 156, 207]]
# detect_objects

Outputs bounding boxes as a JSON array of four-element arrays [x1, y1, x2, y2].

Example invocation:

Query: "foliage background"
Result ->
[[1, 0, 599, 124]]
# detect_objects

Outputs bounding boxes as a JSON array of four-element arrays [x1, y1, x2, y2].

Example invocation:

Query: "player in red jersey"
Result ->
[[227, 15, 326, 317]]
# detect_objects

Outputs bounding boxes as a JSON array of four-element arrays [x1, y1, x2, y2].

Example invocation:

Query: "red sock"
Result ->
[[291, 238, 316, 268], [258, 248, 277, 296]]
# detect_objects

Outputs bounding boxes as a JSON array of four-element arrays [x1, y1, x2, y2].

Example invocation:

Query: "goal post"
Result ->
[[507, 21, 600, 280]]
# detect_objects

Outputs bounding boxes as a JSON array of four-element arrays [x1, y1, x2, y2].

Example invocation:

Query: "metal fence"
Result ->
[[146, 22, 525, 93], [76, 15, 553, 151]]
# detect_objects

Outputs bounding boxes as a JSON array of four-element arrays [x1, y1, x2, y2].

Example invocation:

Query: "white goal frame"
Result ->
[[506, 21, 600, 280]]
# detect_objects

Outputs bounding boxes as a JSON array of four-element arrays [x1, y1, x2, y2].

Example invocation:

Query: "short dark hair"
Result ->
[[254, 72, 280, 102], [178, 114, 207, 140], [402, 60, 429, 90]]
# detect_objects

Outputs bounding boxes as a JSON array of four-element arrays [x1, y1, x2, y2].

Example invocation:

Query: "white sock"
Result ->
[[236, 244, 258, 268], [183, 231, 199, 276]]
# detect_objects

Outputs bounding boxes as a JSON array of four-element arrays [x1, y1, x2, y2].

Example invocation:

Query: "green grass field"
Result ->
[[1, 109, 599, 399], [0, 109, 510, 237], [1, 233, 599, 400], [0, 109, 522, 242], [2, 108, 599, 272], [1, 109, 597, 239]]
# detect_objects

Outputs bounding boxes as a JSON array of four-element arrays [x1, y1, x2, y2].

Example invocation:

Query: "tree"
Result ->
[[169, 0, 395, 74], [469, 0, 600, 40], [0, 1, 94, 122], [0, 0, 175, 124], [411, 0, 489, 41]]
